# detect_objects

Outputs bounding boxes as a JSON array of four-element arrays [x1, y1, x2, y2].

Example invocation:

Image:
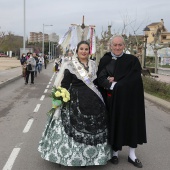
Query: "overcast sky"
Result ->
[[1, 0, 170, 39]]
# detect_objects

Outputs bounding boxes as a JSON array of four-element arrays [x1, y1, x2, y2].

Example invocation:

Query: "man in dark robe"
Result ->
[[97, 35, 147, 168]]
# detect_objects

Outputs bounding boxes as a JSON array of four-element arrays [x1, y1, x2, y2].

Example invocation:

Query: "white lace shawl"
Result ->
[[54, 55, 104, 103]]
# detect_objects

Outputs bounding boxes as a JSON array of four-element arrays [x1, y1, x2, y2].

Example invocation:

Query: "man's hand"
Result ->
[[107, 76, 114, 83]]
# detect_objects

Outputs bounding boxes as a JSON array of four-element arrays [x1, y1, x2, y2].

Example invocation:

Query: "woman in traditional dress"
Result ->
[[38, 41, 112, 167]]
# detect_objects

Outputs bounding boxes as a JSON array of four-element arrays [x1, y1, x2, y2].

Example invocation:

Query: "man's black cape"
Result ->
[[97, 52, 147, 151]]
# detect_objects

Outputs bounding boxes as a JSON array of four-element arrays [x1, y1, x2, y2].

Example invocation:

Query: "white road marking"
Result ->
[[40, 95, 45, 101], [3, 148, 21, 170], [44, 89, 48, 93], [33, 104, 41, 112], [50, 79, 53, 81], [23, 118, 34, 133], [2, 79, 55, 170]]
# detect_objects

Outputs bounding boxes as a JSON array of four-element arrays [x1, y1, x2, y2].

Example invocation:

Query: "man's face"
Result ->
[[110, 37, 125, 56]]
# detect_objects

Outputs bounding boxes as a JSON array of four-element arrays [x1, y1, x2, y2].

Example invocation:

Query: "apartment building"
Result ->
[[29, 32, 59, 43], [29, 32, 49, 43]]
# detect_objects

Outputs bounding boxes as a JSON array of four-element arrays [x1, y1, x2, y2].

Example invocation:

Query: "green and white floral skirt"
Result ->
[[38, 116, 112, 167]]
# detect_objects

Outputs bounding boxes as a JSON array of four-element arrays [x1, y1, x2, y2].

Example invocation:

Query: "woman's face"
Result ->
[[77, 44, 89, 60]]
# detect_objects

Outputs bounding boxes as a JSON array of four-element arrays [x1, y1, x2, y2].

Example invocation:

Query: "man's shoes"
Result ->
[[25, 82, 28, 85], [128, 156, 143, 168], [110, 156, 119, 164]]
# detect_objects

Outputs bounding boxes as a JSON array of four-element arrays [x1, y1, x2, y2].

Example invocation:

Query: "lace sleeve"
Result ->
[[90, 60, 97, 81]]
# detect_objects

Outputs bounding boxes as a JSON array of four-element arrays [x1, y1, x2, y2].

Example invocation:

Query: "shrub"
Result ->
[[142, 76, 170, 102]]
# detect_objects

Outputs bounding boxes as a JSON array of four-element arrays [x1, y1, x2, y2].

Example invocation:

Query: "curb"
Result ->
[[144, 92, 170, 111], [0, 61, 54, 89], [0, 75, 22, 89]]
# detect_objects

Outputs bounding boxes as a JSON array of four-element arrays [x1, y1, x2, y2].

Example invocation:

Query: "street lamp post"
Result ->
[[23, 0, 26, 54], [42, 24, 53, 56]]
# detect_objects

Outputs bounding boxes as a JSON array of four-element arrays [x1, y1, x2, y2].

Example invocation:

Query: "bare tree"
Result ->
[[0, 31, 6, 48], [0, 31, 22, 56]]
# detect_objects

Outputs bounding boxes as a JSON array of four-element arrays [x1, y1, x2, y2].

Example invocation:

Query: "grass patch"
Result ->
[[142, 76, 170, 102]]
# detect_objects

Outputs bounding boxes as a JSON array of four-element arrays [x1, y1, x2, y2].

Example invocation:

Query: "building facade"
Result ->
[[49, 33, 59, 42], [29, 32, 59, 43], [143, 19, 170, 75], [144, 19, 170, 44]]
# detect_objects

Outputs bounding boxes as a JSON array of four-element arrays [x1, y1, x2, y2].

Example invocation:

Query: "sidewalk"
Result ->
[[151, 73, 170, 84], [0, 67, 170, 111], [0, 67, 22, 88]]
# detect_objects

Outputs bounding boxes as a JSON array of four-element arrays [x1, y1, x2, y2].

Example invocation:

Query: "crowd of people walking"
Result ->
[[38, 36, 147, 168], [20, 52, 49, 85]]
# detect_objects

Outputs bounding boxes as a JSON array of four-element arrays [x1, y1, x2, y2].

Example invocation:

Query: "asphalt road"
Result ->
[[0, 63, 170, 170]]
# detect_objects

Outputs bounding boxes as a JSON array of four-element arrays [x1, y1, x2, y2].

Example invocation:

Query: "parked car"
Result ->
[[0, 53, 8, 57]]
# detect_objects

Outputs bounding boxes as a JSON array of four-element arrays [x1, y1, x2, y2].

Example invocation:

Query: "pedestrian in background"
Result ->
[[33, 53, 39, 77], [25, 52, 30, 60], [20, 53, 27, 78], [25, 53, 36, 85], [97, 35, 147, 168], [53, 59, 60, 73], [38, 55, 44, 73], [44, 55, 48, 69], [67, 50, 73, 60]]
